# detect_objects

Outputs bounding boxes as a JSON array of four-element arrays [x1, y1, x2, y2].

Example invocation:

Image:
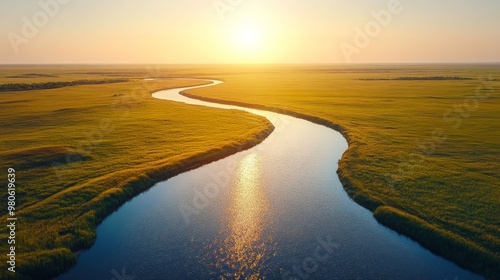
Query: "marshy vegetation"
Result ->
[[0, 79, 129, 92], [359, 76, 474, 80], [0, 66, 273, 279], [179, 64, 500, 278], [1, 64, 498, 279]]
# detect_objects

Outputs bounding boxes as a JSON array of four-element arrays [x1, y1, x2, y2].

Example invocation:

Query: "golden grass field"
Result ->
[[0, 64, 498, 278], [177, 64, 500, 278], [0, 65, 274, 279]]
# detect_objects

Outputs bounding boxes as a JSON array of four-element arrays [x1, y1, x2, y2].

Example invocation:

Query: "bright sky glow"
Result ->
[[1, 0, 499, 64]]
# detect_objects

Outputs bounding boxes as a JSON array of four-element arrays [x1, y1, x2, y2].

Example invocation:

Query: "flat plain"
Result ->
[[0, 64, 498, 279], [0, 65, 274, 279], [180, 64, 500, 278]]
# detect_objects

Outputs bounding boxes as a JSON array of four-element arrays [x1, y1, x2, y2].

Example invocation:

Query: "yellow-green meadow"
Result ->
[[0, 66, 273, 279], [180, 64, 500, 278], [0, 64, 498, 279]]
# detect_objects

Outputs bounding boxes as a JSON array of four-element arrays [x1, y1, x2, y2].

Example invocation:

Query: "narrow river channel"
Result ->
[[58, 79, 480, 279]]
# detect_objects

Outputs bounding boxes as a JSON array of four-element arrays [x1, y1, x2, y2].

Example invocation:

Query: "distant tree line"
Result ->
[[6, 73, 58, 78], [359, 76, 474, 81], [0, 79, 129, 92]]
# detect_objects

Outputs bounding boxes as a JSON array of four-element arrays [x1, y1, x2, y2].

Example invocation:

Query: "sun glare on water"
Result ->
[[201, 153, 276, 278]]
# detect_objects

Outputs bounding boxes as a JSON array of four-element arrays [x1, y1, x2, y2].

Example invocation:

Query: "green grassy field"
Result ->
[[1, 64, 498, 279], [174, 64, 500, 278], [0, 66, 274, 279]]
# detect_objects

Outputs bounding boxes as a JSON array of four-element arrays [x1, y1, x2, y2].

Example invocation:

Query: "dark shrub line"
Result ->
[[0, 79, 129, 92], [6, 73, 58, 78], [359, 76, 474, 81]]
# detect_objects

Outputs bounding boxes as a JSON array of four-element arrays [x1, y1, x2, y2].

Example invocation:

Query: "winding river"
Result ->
[[58, 79, 480, 279]]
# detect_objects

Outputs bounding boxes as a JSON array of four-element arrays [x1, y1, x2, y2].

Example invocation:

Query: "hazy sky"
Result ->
[[1, 0, 499, 64]]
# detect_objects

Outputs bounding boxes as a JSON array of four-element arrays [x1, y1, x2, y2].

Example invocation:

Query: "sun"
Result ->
[[222, 18, 275, 62], [238, 26, 261, 49], [235, 25, 263, 52]]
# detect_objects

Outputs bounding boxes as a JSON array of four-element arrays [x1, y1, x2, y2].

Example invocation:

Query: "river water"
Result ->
[[58, 80, 480, 279]]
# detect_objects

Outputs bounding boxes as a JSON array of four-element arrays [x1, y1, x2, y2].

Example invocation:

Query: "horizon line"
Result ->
[[1, 62, 500, 66]]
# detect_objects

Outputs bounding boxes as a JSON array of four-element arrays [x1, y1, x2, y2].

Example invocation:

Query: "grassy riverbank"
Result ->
[[1, 64, 498, 279], [0, 66, 274, 279], [178, 64, 500, 278]]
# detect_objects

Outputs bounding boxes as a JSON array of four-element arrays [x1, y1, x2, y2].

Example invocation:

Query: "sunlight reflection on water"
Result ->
[[203, 153, 275, 279], [58, 80, 481, 280]]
